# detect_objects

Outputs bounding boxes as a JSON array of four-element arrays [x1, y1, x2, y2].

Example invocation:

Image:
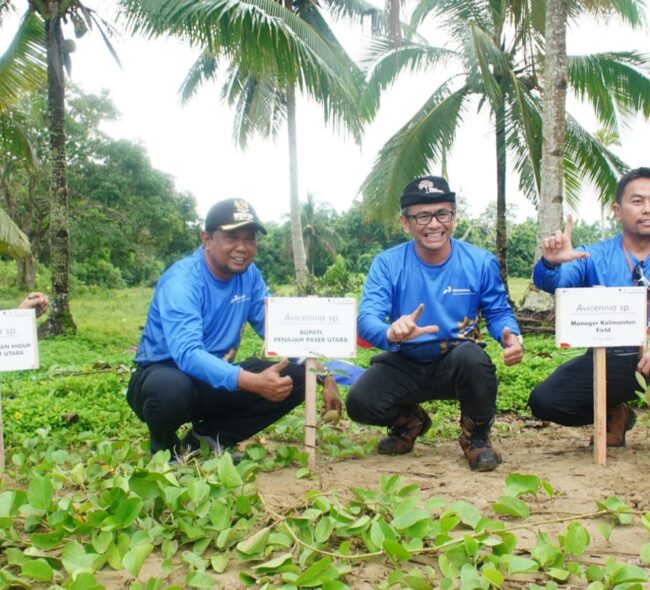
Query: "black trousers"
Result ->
[[528, 350, 639, 426], [127, 358, 305, 454], [345, 342, 498, 426]]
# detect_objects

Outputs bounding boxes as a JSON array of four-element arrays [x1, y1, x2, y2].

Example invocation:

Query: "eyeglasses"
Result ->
[[633, 262, 650, 289], [404, 209, 455, 225]]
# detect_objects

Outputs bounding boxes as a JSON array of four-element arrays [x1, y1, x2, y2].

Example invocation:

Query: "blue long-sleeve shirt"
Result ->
[[359, 239, 520, 362], [533, 234, 647, 292], [134, 247, 269, 391]]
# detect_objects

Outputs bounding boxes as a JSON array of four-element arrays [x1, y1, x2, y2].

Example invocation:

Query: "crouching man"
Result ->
[[346, 176, 523, 471]]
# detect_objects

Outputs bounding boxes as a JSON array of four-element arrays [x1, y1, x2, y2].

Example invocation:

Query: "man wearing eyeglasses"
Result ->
[[346, 175, 523, 472], [530, 167, 650, 447]]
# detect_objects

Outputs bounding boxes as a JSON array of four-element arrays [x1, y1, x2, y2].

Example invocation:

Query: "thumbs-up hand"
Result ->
[[238, 358, 294, 401], [501, 327, 524, 366], [386, 303, 439, 344], [541, 214, 590, 265]]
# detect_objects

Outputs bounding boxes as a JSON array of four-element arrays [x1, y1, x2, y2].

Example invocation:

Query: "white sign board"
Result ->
[[265, 297, 357, 358], [556, 287, 646, 348], [0, 309, 39, 371]]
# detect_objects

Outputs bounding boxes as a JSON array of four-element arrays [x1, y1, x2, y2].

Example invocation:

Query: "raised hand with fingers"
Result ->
[[17, 292, 49, 317], [238, 358, 294, 402], [501, 327, 524, 366], [386, 303, 439, 344], [541, 214, 590, 265]]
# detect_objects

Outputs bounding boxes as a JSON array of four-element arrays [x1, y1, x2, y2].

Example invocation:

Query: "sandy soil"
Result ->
[[102, 414, 650, 589], [253, 414, 650, 589]]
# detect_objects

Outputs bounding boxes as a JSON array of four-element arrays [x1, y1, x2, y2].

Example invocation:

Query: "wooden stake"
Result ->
[[593, 347, 607, 465], [304, 358, 317, 470]]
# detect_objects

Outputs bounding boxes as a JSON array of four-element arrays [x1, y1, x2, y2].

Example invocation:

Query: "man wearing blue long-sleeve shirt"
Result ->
[[127, 198, 341, 461], [529, 167, 650, 447], [346, 176, 523, 471]]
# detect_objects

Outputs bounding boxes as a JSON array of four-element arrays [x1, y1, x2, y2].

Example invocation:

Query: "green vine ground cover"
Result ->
[[1, 287, 649, 589]]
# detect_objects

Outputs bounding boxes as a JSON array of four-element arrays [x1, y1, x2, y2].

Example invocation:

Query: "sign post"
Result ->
[[555, 287, 646, 464], [0, 308, 40, 472], [265, 297, 357, 469]]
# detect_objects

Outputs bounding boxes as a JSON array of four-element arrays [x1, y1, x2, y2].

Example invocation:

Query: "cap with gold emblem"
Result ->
[[205, 198, 267, 234]]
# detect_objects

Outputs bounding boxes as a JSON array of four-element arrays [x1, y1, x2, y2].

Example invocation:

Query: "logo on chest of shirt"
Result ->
[[442, 285, 474, 296], [230, 294, 249, 304]]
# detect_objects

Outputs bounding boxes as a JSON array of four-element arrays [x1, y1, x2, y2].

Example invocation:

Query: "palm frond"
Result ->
[[0, 206, 31, 260], [466, 21, 509, 105], [505, 80, 543, 206], [568, 0, 646, 28], [120, 0, 359, 102], [230, 72, 287, 148], [180, 52, 220, 103], [0, 10, 46, 107], [81, 6, 123, 68], [123, 0, 369, 142], [564, 113, 629, 209], [507, 0, 545, 39], [505, 85, 542, 207], [0, 108, 38, 169], [0, 0, 15, 26], [568, 51, 650, 130], [411, 0, 491, 33], [361, 37, 457, 115], [360, 83, 469, 223], [319, 0, 382, 32]]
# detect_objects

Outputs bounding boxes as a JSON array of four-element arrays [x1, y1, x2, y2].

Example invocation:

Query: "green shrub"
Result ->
[[316, 255, 365, 297], [73, 259, 127, 289]]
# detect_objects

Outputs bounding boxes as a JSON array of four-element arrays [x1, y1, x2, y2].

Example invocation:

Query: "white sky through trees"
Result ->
[[2, 1, 649, 226]]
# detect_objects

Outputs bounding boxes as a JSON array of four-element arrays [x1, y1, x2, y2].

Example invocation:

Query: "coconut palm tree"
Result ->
[[300, 193, 340, 275], [518, 0, 645, 322], [359, 0, 649, 293], [3, 1, 120, 335], [128, 0, 377, 290]]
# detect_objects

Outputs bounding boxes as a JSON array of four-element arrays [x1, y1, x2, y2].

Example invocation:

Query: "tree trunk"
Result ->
[[43, 11, 76, 336], [286, 84, 309, 291], [517, 0, 567, 328], [538, 0, 567, 240], [387, 0, 401, 44], [495, 98, 509, 297], [16, 255, 37, 290]]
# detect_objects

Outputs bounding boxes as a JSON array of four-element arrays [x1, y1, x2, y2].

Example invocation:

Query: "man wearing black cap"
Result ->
[[346, 176, 523, 471], [127, 198, 341, 462]]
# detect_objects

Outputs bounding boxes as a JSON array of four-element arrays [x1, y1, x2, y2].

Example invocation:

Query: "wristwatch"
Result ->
[[316, 370, 333, 386]]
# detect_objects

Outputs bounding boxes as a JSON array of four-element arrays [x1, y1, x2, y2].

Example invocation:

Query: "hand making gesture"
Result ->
[[239, 358, 294, 402], [501, 327, 524, 366], [386, 303, 439, 344], [17, 292, 49, 317], [541, 214, 589, 265]]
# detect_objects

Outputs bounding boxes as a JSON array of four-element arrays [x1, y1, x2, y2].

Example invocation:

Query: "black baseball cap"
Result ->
[[205, 198, 267, 235], [400, 176, 456, 208]]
